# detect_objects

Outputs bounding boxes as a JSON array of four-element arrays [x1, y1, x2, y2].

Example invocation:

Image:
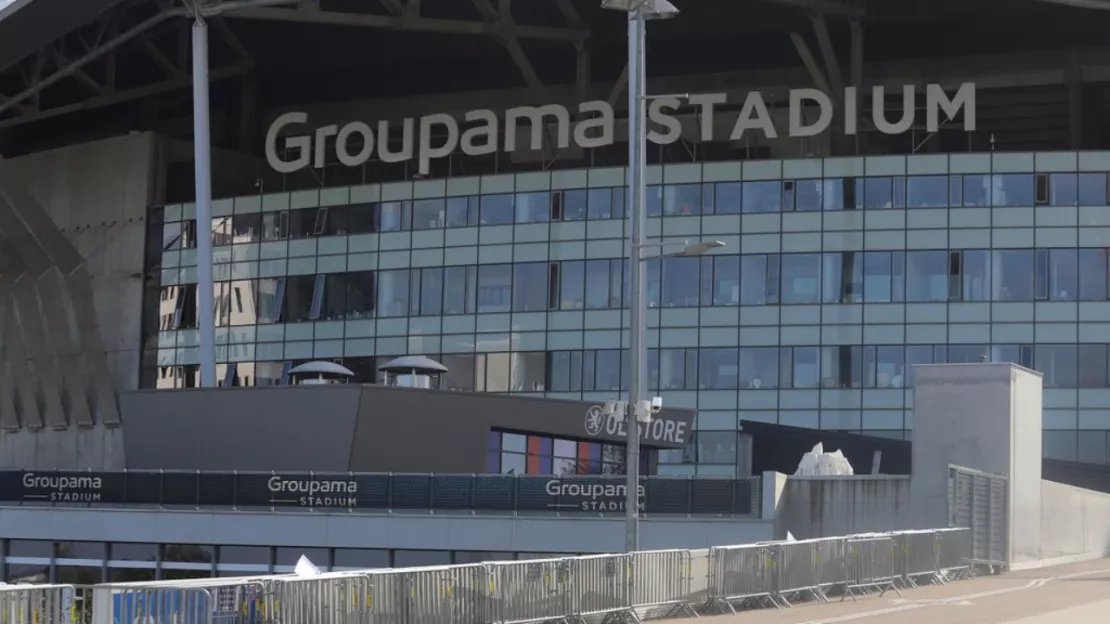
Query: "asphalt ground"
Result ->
[[668, 558, 1110, 624]]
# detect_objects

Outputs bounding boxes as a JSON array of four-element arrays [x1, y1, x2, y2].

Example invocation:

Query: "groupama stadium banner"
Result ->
[[0, 470, 758, 516]]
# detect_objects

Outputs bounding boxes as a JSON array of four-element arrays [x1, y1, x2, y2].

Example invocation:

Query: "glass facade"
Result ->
[[0, 539, 572, 582], [146, 152, 1110, 471]]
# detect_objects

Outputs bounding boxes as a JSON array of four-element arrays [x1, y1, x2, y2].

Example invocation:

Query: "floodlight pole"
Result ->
[[192, 14, 217, 388], [624, 3, 648, 555]]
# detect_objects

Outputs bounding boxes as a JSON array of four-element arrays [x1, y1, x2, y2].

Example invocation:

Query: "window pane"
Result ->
[[375, 201, 409, 231], [1035, 345, 1078, 388], [1078, 173, 1108, 205], [906, 175, 948, 208], [992, 174, 1034, 206], [443, 266, 467, 314], [699, 348, 739, 390], [512, 263, 549, 312], [780, 254, 821, 304], [345, 271, 374, 319], [559, 261, 585, 309], [862, 252, 893, 303], [1078, 249, 1108, 301], [663, 184, 702, 216], [511, 352, 547, 392], [587, 188, 614, 220], [377, 269, 410, 316], [323, 274, 347, 320], [960, 250, 991, 302], [484, 353, 511, 392], [658, 349, 686, 390], [478, 265, 512, 313], [740, 255, 773, 305], [445, 196, 478, 227], [441, 354, 476, 391], [1078, 345, 1108, 388], [697, 432, 737, 464], [661, 257, 700, 307], [738, 347, 778, 389], [420, 268, 444, 315], [794, 179, 822, 211], [283, 275, 316, 322], [1043, 430, 1078, 461], [334, 549, 389, 570], [711, 256, 740, 305], [1049, 174, 1078, 206], [481, 194, 514, 225], [515, 192, 550, 223], [906, 251, 947, 302], [863, 177, 893, 209], [584, 260, 612, 309], [876, 346, 906, 388], [791, 347, 820, 388], [993, 250, 1034, 301], [412, 199, 446, 229], [1049, 250, 1078, 301], [742, 181, 781, 213], [594, 350, 621, 391], [714, 183, 742, 214]]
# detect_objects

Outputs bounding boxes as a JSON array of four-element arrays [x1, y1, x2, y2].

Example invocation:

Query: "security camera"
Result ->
[[650, 396, 663, 413]]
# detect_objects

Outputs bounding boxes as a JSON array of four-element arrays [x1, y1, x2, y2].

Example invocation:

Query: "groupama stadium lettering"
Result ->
[[22, 472, 103, 502], [266, 83, 976, 176], [267, 476, 358, 508]]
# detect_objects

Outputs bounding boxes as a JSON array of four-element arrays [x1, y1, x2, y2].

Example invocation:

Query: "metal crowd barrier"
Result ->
[[0, 583, 76, 624], [68, 527, 970, 624]]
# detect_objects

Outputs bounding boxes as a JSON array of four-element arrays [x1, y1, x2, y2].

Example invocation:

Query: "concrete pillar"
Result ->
[[910, 363, 1043, 566]]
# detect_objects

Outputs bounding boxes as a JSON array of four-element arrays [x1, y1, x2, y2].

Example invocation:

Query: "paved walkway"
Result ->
[[673, 558, 1110, 624]]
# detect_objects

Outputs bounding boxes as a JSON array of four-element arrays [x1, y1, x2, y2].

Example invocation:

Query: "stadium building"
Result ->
[[2, 0, 1110, 579]]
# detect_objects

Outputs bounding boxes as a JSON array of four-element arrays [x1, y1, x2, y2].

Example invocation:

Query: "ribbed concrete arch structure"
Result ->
[[0, 167, 122, 431]]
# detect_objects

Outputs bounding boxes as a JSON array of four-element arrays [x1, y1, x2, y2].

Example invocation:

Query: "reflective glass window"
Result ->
[[790, 346, 820, 388], [1078, 344, 1108, 388], [993, 250, 1034, 301], [1043, 430, 1078, 461], [412, 199, 446, 229], [442, 354, 476, 391], [699, 348, 739, 390], [1035, 345, 1078, 388], [477, 265, 512, 313], [587, 188, 615, 220], [1078, 431, 1109, 464], [742, 181, 781, 213], [1049, 174, 1078, 206], [1078, 249, 1108, 300], [661, 257, 700, 307], [420, 268, 444, 315], [992, 174, 1034, 206], [283, 275, 317, 322], [663, 184, 702, 216], [376, 269, 410, 317], [1078, 173, 1108, 205], [515, 192, 550, 223], [875, 346, 906, 388], [906, 175, 948, 208], [905, 251, 947, 302], [959, 250, 991, 301], [713, 182, 742, 214], [342, 271, 373, 319], [511, 352, 547, 392], [287, 208, 317, 239], [822, 178, 861, 211], [334, 549, 389, 570], [656, 349, 687, 390], [1048, 250, 1079, 301], [584, 260, 612, 309], [375, 201, 410, 231], [961, 175, 991, 207], [740, 254, 773, 305], [696, 432, 737, 464], [322, 205, 349, 236], [863, 177, 894, 209], [821, 253, 844, 303], [559, 260, 585, 309], [230, 213, 261, 243], [794, 179, 822, 211], [738, 347, 778, 389], [480, 194, 514, 225], [646, 185, 663, 217], [780, 254, 821, 304], [595, 350, 622, 391], [322, 274, 347, 320], [482, 353, 511, 392], [445, 196, 479, 227], [710, 256, 740, 305], [562, 190, 588, 221], [512, 263, 549, 312], [862, 252, 895, 303]]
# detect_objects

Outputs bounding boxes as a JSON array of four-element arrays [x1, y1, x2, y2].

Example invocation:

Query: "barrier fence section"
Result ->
[[0, 583, 75, 624], [71, 527, 970, 624]]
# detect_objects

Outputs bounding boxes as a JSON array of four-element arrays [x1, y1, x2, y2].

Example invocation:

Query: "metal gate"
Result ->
[[947, 465, 1008, 570]]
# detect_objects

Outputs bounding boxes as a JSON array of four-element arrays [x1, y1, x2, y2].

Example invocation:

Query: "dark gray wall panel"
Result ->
[[120, 386, 361, 471]]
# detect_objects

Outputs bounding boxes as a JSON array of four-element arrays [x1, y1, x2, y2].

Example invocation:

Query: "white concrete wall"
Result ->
[[0, 132, 154, 469], [773, 475, 914, 540], [1036, 480, 1110, 567], [1, 132, 153, 392], [1011, 366, 1044, 565]]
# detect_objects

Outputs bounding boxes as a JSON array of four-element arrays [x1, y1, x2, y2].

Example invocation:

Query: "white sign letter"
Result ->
[[418, 113, 460, 175], [313, 125, 338, 168], [574, 101, 614, 149], [789, 88, 833, 138], [648, 97, 683, 145], [730, 92, 777, 141], [335, 122, 375, 167], [872, 85, 916, 134], [687, 93, 727, 142], [461, 109, 499, 156], [504, 104, 571, 152], [377, 119, 414, 163], [265, 112, 311, 174], [927, 82, 977, 132]]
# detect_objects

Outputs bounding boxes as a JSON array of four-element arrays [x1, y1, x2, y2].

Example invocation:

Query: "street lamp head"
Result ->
[[679, 240, 726, 256], [601, 0, 680, 19]]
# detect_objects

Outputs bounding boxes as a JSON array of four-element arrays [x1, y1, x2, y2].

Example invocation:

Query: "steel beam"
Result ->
[[789, 31, 833, 96], [809, 12, 843, 94], [225, 5, 589, 41]]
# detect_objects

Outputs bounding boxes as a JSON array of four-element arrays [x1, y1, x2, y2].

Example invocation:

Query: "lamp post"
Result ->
[[601, 0, 682, 555]]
